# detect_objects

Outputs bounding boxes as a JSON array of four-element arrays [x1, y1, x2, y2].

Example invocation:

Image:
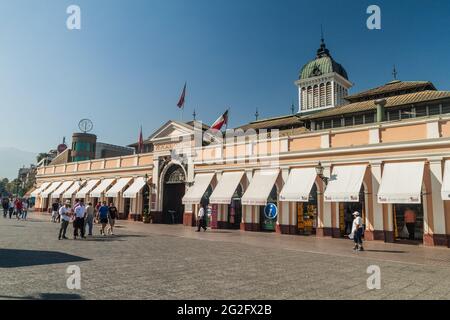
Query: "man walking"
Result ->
[[196, 203, 207, 232], [108, 202, 118, 235], [351, 211, 364, 251], [58, 200, 72, 240], [85, 202, 95, 236], [8, 199, 14, 219], [2, 198, 8, 218], [15, 198, 23, 220], [97, 201, 109, 236], [51, 201, 59, 223], [73, 199, 86, 239]]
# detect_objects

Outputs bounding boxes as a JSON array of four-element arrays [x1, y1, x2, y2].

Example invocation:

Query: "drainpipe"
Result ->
[[375, 98, 387, 123]]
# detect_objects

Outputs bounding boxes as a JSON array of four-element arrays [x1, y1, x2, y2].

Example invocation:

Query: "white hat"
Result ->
[[353, 211, 360, 216], [65, 200, 71, 205]]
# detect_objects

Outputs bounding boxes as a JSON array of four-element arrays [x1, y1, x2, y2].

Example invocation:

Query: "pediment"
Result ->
[[148, 121, 194, 143]]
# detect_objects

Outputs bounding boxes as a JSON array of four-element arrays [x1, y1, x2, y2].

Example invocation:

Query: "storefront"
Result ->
[[378, 162, 425, 243], [182, 173, 215, 225], [40, 181, 62, 211], [324, 165, 367, 238], [76, 179, 100, 203], [209, 171, 245, 229], [241, 169, 280, 232], [90, 178, 115, 203]]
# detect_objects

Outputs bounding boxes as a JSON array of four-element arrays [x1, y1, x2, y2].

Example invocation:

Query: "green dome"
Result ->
[[299, 41, 348, 80]]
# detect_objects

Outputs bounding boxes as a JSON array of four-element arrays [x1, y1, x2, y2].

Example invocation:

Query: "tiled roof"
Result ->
[[301, 90, 450, 120], [238, 115, 304, 131], [345, 81, 436, 102]]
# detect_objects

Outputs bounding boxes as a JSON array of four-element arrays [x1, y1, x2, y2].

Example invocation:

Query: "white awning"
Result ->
[[40, 181, 62, 198], [90, 178, 115, 198], [51, 181, 74, 199], [63, 180, 85, 199], [324, 165, 367, 202], [182, 173, 215, 205], [123, 177, 147, 198], [30, 182, 51, 197], [280, 168, 317, 202], [442, 161, 450, 200], [75, 180, 100, 198], [241, 169, 279, 206], [105, 177, 133, 198], [378, 162, 424, 204], [209, 172, 244, 204]]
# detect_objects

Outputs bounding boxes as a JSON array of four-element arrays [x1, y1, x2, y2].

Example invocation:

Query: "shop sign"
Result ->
[[264, 203, 278, 220]]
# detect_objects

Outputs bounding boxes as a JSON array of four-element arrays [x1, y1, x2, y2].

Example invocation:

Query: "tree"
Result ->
[[36, 153, 50, 163], [0, 178, 9, 197]]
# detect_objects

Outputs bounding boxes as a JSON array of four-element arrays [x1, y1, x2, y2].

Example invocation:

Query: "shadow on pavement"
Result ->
[[0, 293, 83, 300], [365, 249, 407, 254], [83, 234, 147, 242], [0, 249, 90, 268]]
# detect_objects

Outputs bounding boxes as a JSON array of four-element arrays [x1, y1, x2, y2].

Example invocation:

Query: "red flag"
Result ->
[[177, 83, 187, 109], [211, 110, 229, 131], [138, 126, 144, 154]]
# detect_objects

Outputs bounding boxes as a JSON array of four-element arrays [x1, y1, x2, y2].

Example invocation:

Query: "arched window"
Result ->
[[319, 83, 325, 107], [313, 85, 319, 108], [307, 86, 313, 109], [326, 82, 332, 106]]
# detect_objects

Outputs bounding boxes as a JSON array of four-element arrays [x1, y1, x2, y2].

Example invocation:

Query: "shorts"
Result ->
[[109, 219, 116, 226], [100, 218, 108, 224]]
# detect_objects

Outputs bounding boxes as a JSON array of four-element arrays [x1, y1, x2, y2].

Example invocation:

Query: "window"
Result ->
[[344, 116, 354, 127], [354, 115, 364, 125], [365, 113, 375, 124], [442, 104, 450, 115], [301, 88, 307, 110], [388, 110, 400, 121], [326, 82, 332, 106], [400, 108, 412, 119], [307, 86, 313, 109], [323, 120, 332, 129], [428, 105, 440, 116], [415, 106, 427, 117], [319, 83, 325, 107], [313, 85, 319, 108], [332, 118, 342, 128]]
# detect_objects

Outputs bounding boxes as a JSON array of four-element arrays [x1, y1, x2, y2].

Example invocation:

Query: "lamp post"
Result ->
[[315, 162, 329, 186]]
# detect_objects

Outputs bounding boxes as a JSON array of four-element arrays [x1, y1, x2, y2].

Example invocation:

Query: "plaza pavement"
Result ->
[[1, 211, 450, 300]]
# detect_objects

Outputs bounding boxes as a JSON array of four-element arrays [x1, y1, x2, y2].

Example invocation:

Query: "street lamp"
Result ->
[[315, 162, 329, 186]]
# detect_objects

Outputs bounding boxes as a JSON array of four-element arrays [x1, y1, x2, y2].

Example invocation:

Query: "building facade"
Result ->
[[32, 40, 450, 247]]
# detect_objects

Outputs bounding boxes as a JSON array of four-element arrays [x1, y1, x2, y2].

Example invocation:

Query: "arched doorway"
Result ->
[[162, 165, 186, 224]]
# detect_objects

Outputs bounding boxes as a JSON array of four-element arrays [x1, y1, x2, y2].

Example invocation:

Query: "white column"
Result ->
[[322, 164, 332, 229], [279, 168, 290, 226], [370, 161, 384, 231], [428, 158, 446, 235]]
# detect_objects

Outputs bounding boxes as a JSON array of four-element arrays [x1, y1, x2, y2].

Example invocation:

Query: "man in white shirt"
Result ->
[[351, 211, 364, 251], [73, 199, 87, 239], [58, 201, 72, 240], [196, 204, 207, 232]]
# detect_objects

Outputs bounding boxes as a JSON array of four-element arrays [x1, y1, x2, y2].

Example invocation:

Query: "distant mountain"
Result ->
[[0, 147, 37, 180]]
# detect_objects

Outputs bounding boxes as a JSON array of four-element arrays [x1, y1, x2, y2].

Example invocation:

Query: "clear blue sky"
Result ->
[[0, 0, 449, 153]]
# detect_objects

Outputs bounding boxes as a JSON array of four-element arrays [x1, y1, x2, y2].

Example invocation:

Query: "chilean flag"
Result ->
[[211, 110, 229, 131], [177, 83, 187, 109]]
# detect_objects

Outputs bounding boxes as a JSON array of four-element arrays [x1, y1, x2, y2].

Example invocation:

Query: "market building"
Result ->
[[32, 39, 450, 247]]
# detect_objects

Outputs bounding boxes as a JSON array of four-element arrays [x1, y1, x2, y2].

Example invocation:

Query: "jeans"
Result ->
[[8, 208, 13, 219], [353, 228, 363, 245], [406, 223, 416, 240], [22, 210, 28, 219], [197, 218, 207, 231], [85, 216, 94, 235], [59, 220, 69, 239]]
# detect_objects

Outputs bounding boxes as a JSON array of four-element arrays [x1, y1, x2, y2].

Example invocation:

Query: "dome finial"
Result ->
[[392, 65, 398, 80], [317, 25, 330, 58]]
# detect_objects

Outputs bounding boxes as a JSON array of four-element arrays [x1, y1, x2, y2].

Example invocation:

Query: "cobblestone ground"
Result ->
[[1, 212, 450, 300]]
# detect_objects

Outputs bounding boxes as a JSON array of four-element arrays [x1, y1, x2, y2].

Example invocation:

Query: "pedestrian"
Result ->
[[85, 202, 95, 236], [196, 203, 207, 232], [108, 202, 118, 235], [15, 198, 23, 220], [351, 211, 364, 251], [56, 201, 62, 223], [2, 197, 9, 218], [58, 200, 72, 240], [97, 201, 109, 236], [73, 199, 86, 239], [8, 199, 14, 219], [51, 201, 59, 223], [21, 199, 28, 220]]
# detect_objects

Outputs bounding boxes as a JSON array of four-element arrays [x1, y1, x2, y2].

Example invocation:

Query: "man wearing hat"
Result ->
[[351, 211, 364, 251], [58, 200, 72, 240]]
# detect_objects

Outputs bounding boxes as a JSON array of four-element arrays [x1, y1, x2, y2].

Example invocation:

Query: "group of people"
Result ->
[[1, 197, 29, 220], [56, 199, 118, 240]]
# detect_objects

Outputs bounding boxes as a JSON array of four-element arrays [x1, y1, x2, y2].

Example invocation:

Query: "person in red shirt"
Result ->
[[15, 199, 23, 220]]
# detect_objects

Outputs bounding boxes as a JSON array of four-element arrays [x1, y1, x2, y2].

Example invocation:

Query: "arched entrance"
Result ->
[[162, 165, 186, 224]]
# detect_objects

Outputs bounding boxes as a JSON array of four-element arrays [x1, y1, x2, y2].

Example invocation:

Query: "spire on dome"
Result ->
[[317, 25, 331, 58]]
